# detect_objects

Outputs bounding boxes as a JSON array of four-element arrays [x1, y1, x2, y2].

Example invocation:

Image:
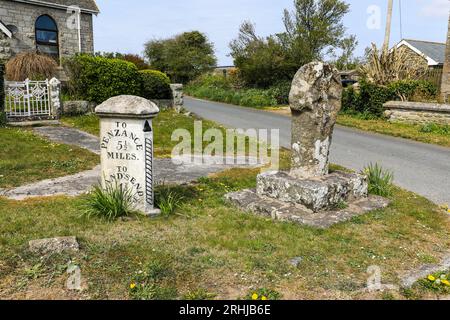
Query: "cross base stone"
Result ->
[[257, 170, 368, 212], [225, 189, 390, 229]]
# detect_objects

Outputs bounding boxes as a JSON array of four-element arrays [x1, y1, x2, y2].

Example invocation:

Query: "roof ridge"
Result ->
[[403, 39, 446, 46]]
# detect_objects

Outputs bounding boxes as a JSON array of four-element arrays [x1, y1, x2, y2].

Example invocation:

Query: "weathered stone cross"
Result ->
[[289, 61, 342, 179]]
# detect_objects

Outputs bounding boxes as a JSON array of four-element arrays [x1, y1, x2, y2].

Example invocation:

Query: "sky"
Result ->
[[93, 0, 450, 66]]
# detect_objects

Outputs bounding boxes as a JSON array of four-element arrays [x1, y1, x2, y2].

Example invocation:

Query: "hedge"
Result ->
[[0, 64, 5, 126], [342, 79, 438, 117], [139, 70, 172, 100], [64, 55, 141, 104]]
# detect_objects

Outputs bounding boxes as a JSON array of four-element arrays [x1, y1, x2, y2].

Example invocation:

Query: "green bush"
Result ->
[[139, 70, 172, 100], [342, 80, 437, 118], [389, 79, 437, 102], [154, 184, 185, 217], [186, 74, 279, 108], [64, 54, 141, 103], [266, 80, 291, 105]]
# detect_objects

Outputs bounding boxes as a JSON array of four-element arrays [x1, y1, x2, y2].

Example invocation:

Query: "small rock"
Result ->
[[289, 257, 303, 267], [29, 236, 79, 255]]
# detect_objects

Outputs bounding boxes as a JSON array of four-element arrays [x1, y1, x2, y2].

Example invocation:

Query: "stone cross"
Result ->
[[289, 61, 342, 179], [95, 95, 161, 216]]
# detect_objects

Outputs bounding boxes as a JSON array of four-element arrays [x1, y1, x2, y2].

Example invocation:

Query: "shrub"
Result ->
[[186, 74, 279, 108], [5, 52, 58, 81], [362, 163, 394, 197], [64, 54, 141, 103], [342, 79, 437, 118], [83, 182, 137, 221], [388, 80, 437, 102], [266, 80, 291, 105], [139, 70, 172, 100]]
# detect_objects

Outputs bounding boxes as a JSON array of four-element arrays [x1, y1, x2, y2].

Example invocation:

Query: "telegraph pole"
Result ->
[[383, 0, 394, 52]]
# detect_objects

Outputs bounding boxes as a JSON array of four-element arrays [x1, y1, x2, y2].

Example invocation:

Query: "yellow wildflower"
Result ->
[[261, 296, 268, 301], [252, 293, 259, 300], [442, 280, 450, 286], [428, 275, 436, 282], [130, 282, 136, 289]]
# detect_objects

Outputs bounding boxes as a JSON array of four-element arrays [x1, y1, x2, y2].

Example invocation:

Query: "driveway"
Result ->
[[184, 97, 450, 205]]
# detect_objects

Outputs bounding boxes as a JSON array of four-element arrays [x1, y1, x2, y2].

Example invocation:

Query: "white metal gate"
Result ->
[[4, 79, 52, 118]]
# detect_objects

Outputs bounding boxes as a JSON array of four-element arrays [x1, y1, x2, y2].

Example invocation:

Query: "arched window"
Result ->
[[35, 15, 59, 60]]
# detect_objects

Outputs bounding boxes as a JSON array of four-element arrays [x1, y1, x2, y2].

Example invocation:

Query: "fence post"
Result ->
[[0, 64, 5, 126], [49, 77, 61, 118]]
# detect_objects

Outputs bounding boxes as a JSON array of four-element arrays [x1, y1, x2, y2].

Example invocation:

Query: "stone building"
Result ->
[[441, 14, 450, 103], [0, 0, 99, 63], [395, 39, 446, 69]]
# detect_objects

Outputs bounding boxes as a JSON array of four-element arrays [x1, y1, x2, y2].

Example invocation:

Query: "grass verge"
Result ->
[[0, 127, 99, 188]]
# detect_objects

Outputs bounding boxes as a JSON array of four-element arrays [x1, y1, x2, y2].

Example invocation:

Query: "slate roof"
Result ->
[[9, 0, 99, 13], [403, 39, 446, 65]]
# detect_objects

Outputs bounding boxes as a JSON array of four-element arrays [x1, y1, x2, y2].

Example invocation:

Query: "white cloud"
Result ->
[[417, 0, 450, 17]]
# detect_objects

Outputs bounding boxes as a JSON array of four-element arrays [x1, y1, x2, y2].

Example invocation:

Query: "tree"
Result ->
[[333, 35, 360, 70], [144, 31, 217, 83], [94, 52, 150, 70], [230, 0, 355, 87], [229, 22, 295, 88]]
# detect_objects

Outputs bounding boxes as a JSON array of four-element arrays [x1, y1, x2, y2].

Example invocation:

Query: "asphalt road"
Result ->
[[184, 97, 450, 205]]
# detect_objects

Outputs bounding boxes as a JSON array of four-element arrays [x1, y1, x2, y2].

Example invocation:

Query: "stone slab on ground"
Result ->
[[225, 189, 390, 229], [29, 236, 79, 255], [401, 254, 450, 288], [257, 170, 368, 212], [33, 126, 101, 155], [0, 158, 261, 201]]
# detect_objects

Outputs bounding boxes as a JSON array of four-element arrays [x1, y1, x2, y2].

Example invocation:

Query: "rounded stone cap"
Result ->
[[95, 95, 160, 119]]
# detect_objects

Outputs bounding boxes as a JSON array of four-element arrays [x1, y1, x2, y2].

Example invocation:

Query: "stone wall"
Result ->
[[384, 101, 450, 125], [441, 14, 450, 102], [0, 32, 11, 61], [0, 0, 94, 63]]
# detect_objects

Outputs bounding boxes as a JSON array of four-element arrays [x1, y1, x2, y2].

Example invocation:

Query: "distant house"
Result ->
[[395, 39, 446, 69], [0, 0, 99, 64]]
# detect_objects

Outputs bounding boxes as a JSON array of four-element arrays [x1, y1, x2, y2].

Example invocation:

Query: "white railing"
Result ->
[[4, 78, 60, 119]]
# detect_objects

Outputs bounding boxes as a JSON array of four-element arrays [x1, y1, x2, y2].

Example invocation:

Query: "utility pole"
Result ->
[[383, 0, 394, 52]]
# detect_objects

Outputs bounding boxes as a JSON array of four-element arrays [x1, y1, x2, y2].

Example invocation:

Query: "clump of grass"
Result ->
[[154, 184, 185, 217], [6, 52, 58, 81], [362, 163, 394, 197], [420, 123, 450, 136], [83, 182, 137, 221]]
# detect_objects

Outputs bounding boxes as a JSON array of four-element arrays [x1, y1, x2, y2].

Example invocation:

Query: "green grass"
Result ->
[[0, 163, 449, 300], [0, 127, 99, 188], [337, 114, 450, 148], [62, 110, 261, 158]]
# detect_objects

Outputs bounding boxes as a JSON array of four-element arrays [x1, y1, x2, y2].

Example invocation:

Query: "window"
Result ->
[[35, 15, 59, 61]]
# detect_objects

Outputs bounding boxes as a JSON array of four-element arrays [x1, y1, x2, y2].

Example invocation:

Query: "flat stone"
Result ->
[[29, 236, 79, 255], [257, 170, 368, 212], [33, 126, 100, 155], [0, 158, 263, 201], [225, 189, 390, 229]]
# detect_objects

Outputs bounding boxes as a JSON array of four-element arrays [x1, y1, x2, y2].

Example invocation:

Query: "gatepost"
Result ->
[[95, 95, 161, 216]]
